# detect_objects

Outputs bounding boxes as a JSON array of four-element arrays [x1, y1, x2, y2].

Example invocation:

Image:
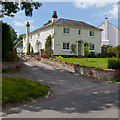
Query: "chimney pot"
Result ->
[[52, 11, 58, 18], [26, 21, 30, 27]]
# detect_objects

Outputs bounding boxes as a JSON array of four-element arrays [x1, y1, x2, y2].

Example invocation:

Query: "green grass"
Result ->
[[2, 77, 49, 105], [112, 77, 120, 82], [53, 58, 109, 70]]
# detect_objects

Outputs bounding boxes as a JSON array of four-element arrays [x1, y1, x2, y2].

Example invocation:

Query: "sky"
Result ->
[[2, 0, 119, 36]]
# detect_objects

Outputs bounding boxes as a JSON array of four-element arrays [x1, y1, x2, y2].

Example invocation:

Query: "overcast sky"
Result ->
[[3, 0, 119, 36]]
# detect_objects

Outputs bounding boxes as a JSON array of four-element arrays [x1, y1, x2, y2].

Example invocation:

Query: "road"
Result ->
[[2, 61, 119, 118]]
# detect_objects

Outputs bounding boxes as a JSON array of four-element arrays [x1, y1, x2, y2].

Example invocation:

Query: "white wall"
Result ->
[[99, 22, 120, 47], [53, 25, 101, 55]]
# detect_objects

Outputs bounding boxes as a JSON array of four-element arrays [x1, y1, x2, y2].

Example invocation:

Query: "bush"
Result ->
[[3, 51, 19, 62], [2, 23, 14, 57], [96, 53, 105, 58], [108, 57, 120, 69], [63, 55, 70, 58], [56, 56, 63, 59], [45, 35, 51, 57], [88, 52, 96, 58]]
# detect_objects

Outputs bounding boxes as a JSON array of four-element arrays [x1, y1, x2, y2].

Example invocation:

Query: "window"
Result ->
[[78, 30, 81, 36], [63, 43, 70, 50], [89, 31, 95, 36], [30, 35, 32, 39], [38, 32, 40, 37], [63, 28, 70, 34], [90, 44, 95, 50]]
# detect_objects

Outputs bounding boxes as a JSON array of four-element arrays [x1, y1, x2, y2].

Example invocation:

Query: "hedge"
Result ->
[[108, 58, 120, 69]]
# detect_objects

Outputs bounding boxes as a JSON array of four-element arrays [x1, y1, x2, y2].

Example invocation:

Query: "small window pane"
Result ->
[[89, 31, 94, 36], [63, 43, 69, 50], [67, 28, 70, 34], [78, 30, 81, 35], [63, 28, 66, 33]]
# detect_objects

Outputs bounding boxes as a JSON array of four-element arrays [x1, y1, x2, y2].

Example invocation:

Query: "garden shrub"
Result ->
[[45, 35, 51, 57], [96, 53, 105, 58], [3, 51, 19, 62], [64, 55, 69, 58], [56, 56, 63, 59], [88, 52, 96, 58], [108, 57, 120, 69]]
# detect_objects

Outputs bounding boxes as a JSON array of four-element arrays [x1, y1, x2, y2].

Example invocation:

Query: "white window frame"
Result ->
[[38, 32, 40, 37], [63, 28, 70, 35], [89, 31, 95, 37], [63, 43, 70, 51]]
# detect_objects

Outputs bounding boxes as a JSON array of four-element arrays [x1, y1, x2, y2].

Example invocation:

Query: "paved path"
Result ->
[[2, 61, 119, 118]]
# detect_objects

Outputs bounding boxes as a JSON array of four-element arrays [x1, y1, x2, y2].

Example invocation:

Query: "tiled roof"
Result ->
[[23, 18, 102, 37]]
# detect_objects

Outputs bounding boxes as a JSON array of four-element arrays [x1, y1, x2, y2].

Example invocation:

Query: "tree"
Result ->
[[43, 20, 52, 26], [107, 45, 120, 58], [15, 34, 25, 45], [1, 1, 42, 18], [45, 35, 52, 57], [84, 46, 90, 61]]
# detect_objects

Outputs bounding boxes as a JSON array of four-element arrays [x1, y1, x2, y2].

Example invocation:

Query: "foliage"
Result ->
[[1, 1, 42, 18], [84, 46, 90, 61], [3, 51, 19, 62], [27, 43, 31, 54], [2, 22, 14, 56], [107, 45, 120, 58], [96, 53, 105, 58], [2, 77, 49, 105], [56, 56, 63, 59], [63, 55, 70, 58], [88, 52, 96, 58], [112, 77, 120, 82], [108, 57, 120, 69], [52, 58, 109, 70], [15, 34, 25, 45], [70, 44, 76, 54], [43, 20, 52, 26]]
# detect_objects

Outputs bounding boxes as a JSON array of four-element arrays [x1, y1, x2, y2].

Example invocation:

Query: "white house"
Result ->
[[99, 17, 120, 47], [23, 11, 102, 56]]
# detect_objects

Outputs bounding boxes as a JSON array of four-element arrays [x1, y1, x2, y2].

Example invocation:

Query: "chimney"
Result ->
[[52, 11, 58, 23], [26, 21, 30, 53], [105, 17, 108, 40]]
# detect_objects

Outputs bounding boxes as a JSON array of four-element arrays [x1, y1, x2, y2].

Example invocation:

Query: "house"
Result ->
[[14, 40, 23, 53], [23, 11, 103, 56], [99, 17, 120, 47]]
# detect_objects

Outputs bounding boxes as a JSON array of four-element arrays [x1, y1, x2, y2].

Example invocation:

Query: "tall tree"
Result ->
[[0, 1, 42, 18]]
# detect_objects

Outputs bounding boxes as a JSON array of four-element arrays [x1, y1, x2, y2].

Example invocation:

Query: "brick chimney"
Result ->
[[26, 21, 30, 53], [52, 11, 58, 23]]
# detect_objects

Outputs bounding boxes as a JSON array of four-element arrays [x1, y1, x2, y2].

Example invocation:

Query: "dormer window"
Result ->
[[63, 28, 70, 34]]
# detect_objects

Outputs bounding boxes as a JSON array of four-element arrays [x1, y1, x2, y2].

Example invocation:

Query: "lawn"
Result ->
[[53, 58, 109, 70], [2, 77, 49, 105]]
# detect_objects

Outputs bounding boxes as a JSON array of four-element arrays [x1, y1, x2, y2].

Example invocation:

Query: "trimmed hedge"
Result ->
[[108, 58, 120, 69]]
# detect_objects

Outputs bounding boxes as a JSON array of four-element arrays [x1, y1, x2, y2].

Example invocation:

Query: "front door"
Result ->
[[78, 41, 82, 56]]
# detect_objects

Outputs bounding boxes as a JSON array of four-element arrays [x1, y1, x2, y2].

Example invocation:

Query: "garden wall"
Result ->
[[2, 61, 22, 72], [41, 57, 120, 81]]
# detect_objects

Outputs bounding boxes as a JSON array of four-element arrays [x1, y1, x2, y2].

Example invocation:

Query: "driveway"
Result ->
[[2, 61, 119, 118]]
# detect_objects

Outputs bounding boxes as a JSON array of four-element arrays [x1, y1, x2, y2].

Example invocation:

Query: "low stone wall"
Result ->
[[2, 61, 22, 72], [41, 57, 120, 81]]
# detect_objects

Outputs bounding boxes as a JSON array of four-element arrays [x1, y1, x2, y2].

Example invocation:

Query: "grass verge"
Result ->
[[2, 77, 49, 106], [52, 58, 109, 70]]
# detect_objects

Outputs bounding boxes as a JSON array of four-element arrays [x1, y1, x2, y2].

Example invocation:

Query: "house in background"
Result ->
[[14, 40, 23, 53], [99, 17, 120, 47], [23, 11, 103, 56]]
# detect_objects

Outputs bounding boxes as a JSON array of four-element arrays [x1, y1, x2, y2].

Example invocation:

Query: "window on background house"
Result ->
[[63, 43, 70, 50], [38, 32, 40, 37], [31, 35, 32, 39], [78, 30, 81, 36], [89, 31, 95, 36], [63, 28, 70, 34]]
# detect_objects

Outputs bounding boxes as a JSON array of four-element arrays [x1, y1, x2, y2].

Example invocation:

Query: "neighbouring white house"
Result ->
[[23, 11, 103, 56], [99, 17, 120, 47]]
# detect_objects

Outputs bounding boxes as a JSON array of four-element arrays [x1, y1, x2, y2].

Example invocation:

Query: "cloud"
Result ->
[[106, 4, 118, 19], [14, 21, 24, 27], [74, 0, 118, 8]]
